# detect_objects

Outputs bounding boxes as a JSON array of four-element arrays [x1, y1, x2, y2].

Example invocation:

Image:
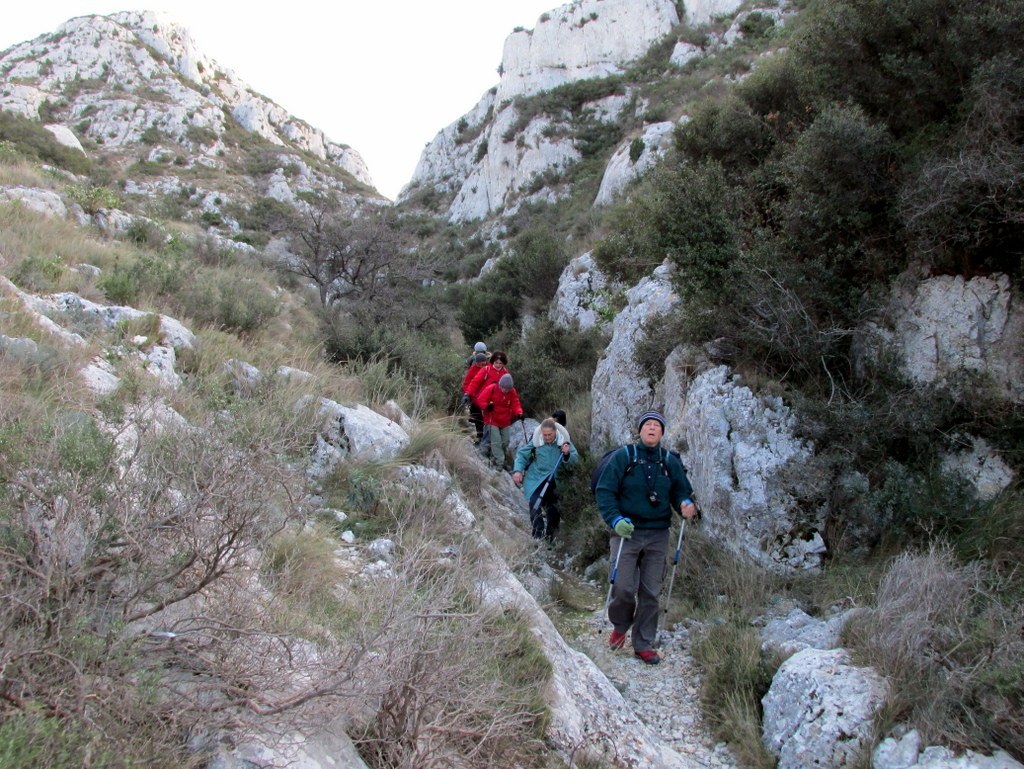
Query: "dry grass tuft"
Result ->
[[845, 546, 1024, 757]]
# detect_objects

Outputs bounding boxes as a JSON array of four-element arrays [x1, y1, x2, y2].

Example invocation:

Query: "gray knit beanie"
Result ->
[[498, 373, 514, 391], [637, 410, 666, 431], [474, 341, 488, 353]]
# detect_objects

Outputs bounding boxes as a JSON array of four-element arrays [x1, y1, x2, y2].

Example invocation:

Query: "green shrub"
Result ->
[[501, 317, 604, 418], [66, 184, 119, 215], [739, 11, 776, 40], [9, 254, 66, 292], [628, 137, 645, 163], [179, 272, 281, 334], [457, 228, 569, 342], [675, 93, 775, 172]]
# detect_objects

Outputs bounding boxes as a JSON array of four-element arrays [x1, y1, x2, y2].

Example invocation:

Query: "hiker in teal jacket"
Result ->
[[595, 410, 698, 665], [513, 417, 578, 540]]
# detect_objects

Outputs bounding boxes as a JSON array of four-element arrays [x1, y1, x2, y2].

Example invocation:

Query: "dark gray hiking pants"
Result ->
[[608, 527, 669, 653]]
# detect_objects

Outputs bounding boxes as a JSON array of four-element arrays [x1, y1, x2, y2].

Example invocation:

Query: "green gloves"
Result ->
[[613, 518, 634, 539]]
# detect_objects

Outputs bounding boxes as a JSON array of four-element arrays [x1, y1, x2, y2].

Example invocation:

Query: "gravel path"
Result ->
[[567, 608, 741, 769]]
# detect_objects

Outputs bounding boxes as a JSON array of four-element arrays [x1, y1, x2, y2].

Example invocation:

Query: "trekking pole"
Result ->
[[520, 417, 528, 442], [605, 536, 625, 610], [663, 519, 687, 613], [529, 453, 564, 517]]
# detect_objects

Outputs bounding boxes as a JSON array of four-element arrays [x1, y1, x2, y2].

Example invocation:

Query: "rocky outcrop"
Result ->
[[682, 0, 746, 26], [590, 262, 679, 450], [495, 0, 680, 103], [402, 0, 682, 222], [941, 435, 1015, 501], [0, 11, 374, 190], [759, 606, 865, 656], [858, 272, 1024, 403], [594, 120, 678, 206], [1, 186, 68, 218], [446, 105, 580, 223], [668, 362, 828, 572], [550, 251, 622, 330], [873, 730, 1024, 769], [762, 648, 889, 769]]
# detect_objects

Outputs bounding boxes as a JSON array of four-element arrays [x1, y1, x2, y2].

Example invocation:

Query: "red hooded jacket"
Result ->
[[461, 363, 486, 394], [465, 363, 508, 400], [475, 382, 523, 428]]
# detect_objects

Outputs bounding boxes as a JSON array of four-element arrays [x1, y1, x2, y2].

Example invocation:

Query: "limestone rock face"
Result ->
[[496, 0, 681, 103], [590, 263, 678, 450], [683, 0, 746, 26], [594, 120, 678, 207], [446, 106, 580, 223], [762, 648, 888, 769], [860, 272, 1024, 403], [668, 362, 828, 572], [550, 251, 622, 330], [0, 11, 374, 189], [402, 0, 681, 222]]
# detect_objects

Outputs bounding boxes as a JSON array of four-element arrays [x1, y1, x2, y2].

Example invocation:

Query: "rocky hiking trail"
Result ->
[[543, 551, 740, 769]]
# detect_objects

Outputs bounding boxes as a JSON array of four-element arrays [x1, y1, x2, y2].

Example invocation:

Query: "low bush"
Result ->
[[845, 547, 1024, 759]]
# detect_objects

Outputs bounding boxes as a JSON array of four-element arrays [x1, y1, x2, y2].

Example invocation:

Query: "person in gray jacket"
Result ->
[[595, 410, 698, 665]]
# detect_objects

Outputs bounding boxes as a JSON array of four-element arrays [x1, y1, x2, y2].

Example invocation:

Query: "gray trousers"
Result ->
[[608, 527, 669, 652], [487, 424, 511, 467]]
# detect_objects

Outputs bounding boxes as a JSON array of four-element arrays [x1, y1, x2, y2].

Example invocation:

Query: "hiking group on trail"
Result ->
[[459, 345, 700, 667]]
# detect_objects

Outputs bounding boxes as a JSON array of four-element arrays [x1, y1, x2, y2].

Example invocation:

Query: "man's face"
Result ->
[[639, 419, 663, 447], [541, 427, 556, 444]]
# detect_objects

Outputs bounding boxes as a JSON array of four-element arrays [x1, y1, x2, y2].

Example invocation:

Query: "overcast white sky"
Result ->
[[2, 1, 560, 199]]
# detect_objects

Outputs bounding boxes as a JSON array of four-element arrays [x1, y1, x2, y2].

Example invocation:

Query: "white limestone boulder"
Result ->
[[874, 730, 1024, 769], [760, 607, 865, 656], [39, 293, 197, 350], [762, 648, 889, 769], [668, 361, 828, 572], [43, 124, 86, 154], [941, 436, 1015, 501], [1, 186, 68, 218], [590, 262, 679, 450], [550, 251, 621, 330], [594, 120, 679, 207], [308, 398, 410, 479]]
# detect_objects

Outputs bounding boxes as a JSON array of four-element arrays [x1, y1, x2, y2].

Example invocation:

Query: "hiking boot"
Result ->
[[608, 630, 626, 650], [635, 650, 662, 665]]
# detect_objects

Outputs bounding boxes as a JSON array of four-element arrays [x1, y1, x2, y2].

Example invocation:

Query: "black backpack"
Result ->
[[590, 444, 683, 496]]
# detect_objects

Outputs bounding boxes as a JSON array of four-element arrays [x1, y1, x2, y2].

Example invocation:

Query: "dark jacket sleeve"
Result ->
[[667, 454, 694, 511], [595, 447, 629, 529]]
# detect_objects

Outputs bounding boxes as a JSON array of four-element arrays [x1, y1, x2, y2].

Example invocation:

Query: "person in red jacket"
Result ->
[[460, 352, 488, 444], [465, 350, 509, 403], [475, 372, 523, 470], [465, 351, 510, 449]]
